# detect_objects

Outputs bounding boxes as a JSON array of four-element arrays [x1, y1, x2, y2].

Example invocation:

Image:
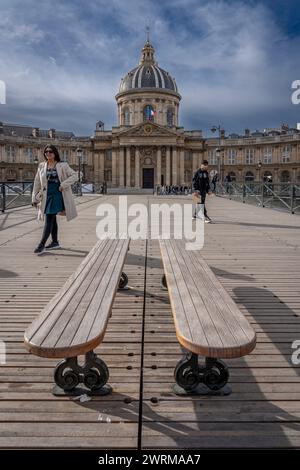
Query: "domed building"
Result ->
[[1, 40, 299, 188], [93, 40, 204, 189]]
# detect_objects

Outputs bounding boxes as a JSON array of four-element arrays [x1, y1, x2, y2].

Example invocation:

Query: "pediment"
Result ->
[[117, 122, 179, 138]]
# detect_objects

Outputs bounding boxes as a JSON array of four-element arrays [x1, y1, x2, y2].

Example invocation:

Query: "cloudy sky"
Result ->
[[0, 0, 300, 136]]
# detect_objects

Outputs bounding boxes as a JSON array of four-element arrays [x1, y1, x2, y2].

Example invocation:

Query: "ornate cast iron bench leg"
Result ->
[[173, 351, 231, 396], [119, 272, 129, 289], [53, 350, 112, 396]]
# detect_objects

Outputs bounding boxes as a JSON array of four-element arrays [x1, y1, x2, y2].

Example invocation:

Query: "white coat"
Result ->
[[32, 161, 79, 222]]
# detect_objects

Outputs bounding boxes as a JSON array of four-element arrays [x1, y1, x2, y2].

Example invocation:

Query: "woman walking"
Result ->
[[32, 145, 78, 254]]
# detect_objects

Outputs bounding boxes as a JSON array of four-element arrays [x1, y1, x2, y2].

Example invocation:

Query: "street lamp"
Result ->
[[76, 147, 83, 196], [211, 125, 223, 182], [257, 160, 262, 182]]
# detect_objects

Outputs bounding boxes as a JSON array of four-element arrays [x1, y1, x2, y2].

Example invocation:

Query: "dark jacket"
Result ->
[[192, 168, 210, 194]]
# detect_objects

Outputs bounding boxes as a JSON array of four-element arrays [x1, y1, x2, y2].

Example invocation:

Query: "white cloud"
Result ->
[[0, 0, 299, 134]]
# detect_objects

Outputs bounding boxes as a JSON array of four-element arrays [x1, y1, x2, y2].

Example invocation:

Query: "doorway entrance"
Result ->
[[142, 168, 154, 188]]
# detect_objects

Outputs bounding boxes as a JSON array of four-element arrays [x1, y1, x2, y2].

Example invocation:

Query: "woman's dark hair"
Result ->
[[43, 144, 61, 162]]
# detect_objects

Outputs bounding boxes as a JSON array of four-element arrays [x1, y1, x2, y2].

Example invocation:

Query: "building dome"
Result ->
[[119, 41, 178, 94]]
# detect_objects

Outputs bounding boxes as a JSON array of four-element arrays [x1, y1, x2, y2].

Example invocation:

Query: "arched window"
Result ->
[[281, 170, 290, 183], [167, 108, 174, 126], [229, 171, 236, 182], [124, 108, 130, 126], [245, 171, 254, 182], [143, 105, 155, 122], [263, 171, 272, 182], [6, 169, 17, 181], [245, 171, 254, 190]]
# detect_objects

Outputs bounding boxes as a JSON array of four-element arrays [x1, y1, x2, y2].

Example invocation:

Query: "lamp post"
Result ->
[[76, 147, 83, 196], [211, 125, 223, 183], [257, 160, 262, 182]]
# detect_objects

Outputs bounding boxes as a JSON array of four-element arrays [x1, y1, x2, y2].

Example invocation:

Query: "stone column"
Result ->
[[112, 148, 117, 187], [126, 147, 131, 187], [156, 147, 161, 186], [93, 153, 99, 183], [192, 151, 198, 175], [135, 147, 140, 188], [119, 147, 125, 187], [99, 151, 105, 183], [166, 146, 171, 185], [172, 147, 178, 185], [179, 148, 185, 184]]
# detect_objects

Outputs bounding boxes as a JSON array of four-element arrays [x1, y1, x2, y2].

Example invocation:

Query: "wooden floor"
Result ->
[[0, 194, 300, 449]]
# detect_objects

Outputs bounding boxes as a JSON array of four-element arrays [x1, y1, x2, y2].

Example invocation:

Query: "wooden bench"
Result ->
[[24, 237, 130, 396], [159, 238, 256, 395]]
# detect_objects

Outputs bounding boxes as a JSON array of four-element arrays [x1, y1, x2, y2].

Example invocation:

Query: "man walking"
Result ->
[[192, 160, 212, 223]]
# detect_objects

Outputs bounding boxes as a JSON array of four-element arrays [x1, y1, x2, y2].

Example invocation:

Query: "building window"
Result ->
[[229, 171, 236, 182], [82, 149, 87, 163], [24, 171, 34, 180], [263, 171, 272, 183], [24, 147, 34, 163], [6, 169, 17, 181], [106, 149, 112, 161], [282, 145, 291, 163], [167, 108, 174, 126], [228, 149, 236, 165], [124, 108, 130, 126], [184, 170, 191, 182], [143, 105, 155, 122], [105, 169, 112, 182], [281, 170, 290, 182], [263, 147, 272, 164], [245, 148, 255, 165], [184, 150, 192, 161], [61, 149, 69, 162], [208, 149, 217, 165], [6, 146, 16, 163], [245, 171, 254, 182]]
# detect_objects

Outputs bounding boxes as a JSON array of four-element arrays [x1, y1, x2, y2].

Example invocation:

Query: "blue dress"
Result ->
[[44, 166, 65, 215]]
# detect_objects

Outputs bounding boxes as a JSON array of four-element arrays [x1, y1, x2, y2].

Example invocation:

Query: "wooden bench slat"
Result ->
[[159, 239, 256, 359], [175, 240, 252, 348], [161, 240, 212, 350], [74, 239, 129, 345], [41, 240, 117, 349], [24, 238, 130, 358], [24, 238, 111, 347], [167, 240, 231, 349]]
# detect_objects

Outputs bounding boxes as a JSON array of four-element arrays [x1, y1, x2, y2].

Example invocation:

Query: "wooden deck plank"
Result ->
[[1, 194, 300, 448]]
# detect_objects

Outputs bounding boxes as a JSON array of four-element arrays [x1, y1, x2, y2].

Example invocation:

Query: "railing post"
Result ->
[[1, 183, 5, 213], [242, 184, 246, 203], [291, 184, 295, 214], [261, 183, 265, 207]]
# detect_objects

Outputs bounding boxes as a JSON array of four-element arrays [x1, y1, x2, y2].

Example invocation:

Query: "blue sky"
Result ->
[[0, 0, 300, 136]]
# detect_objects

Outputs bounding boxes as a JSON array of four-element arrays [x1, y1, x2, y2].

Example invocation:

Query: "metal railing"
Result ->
[[155, 186, 192, 196], [215, 182, 300, 214], [0, 182, 34, 212], [0, 181, 107, 213]]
